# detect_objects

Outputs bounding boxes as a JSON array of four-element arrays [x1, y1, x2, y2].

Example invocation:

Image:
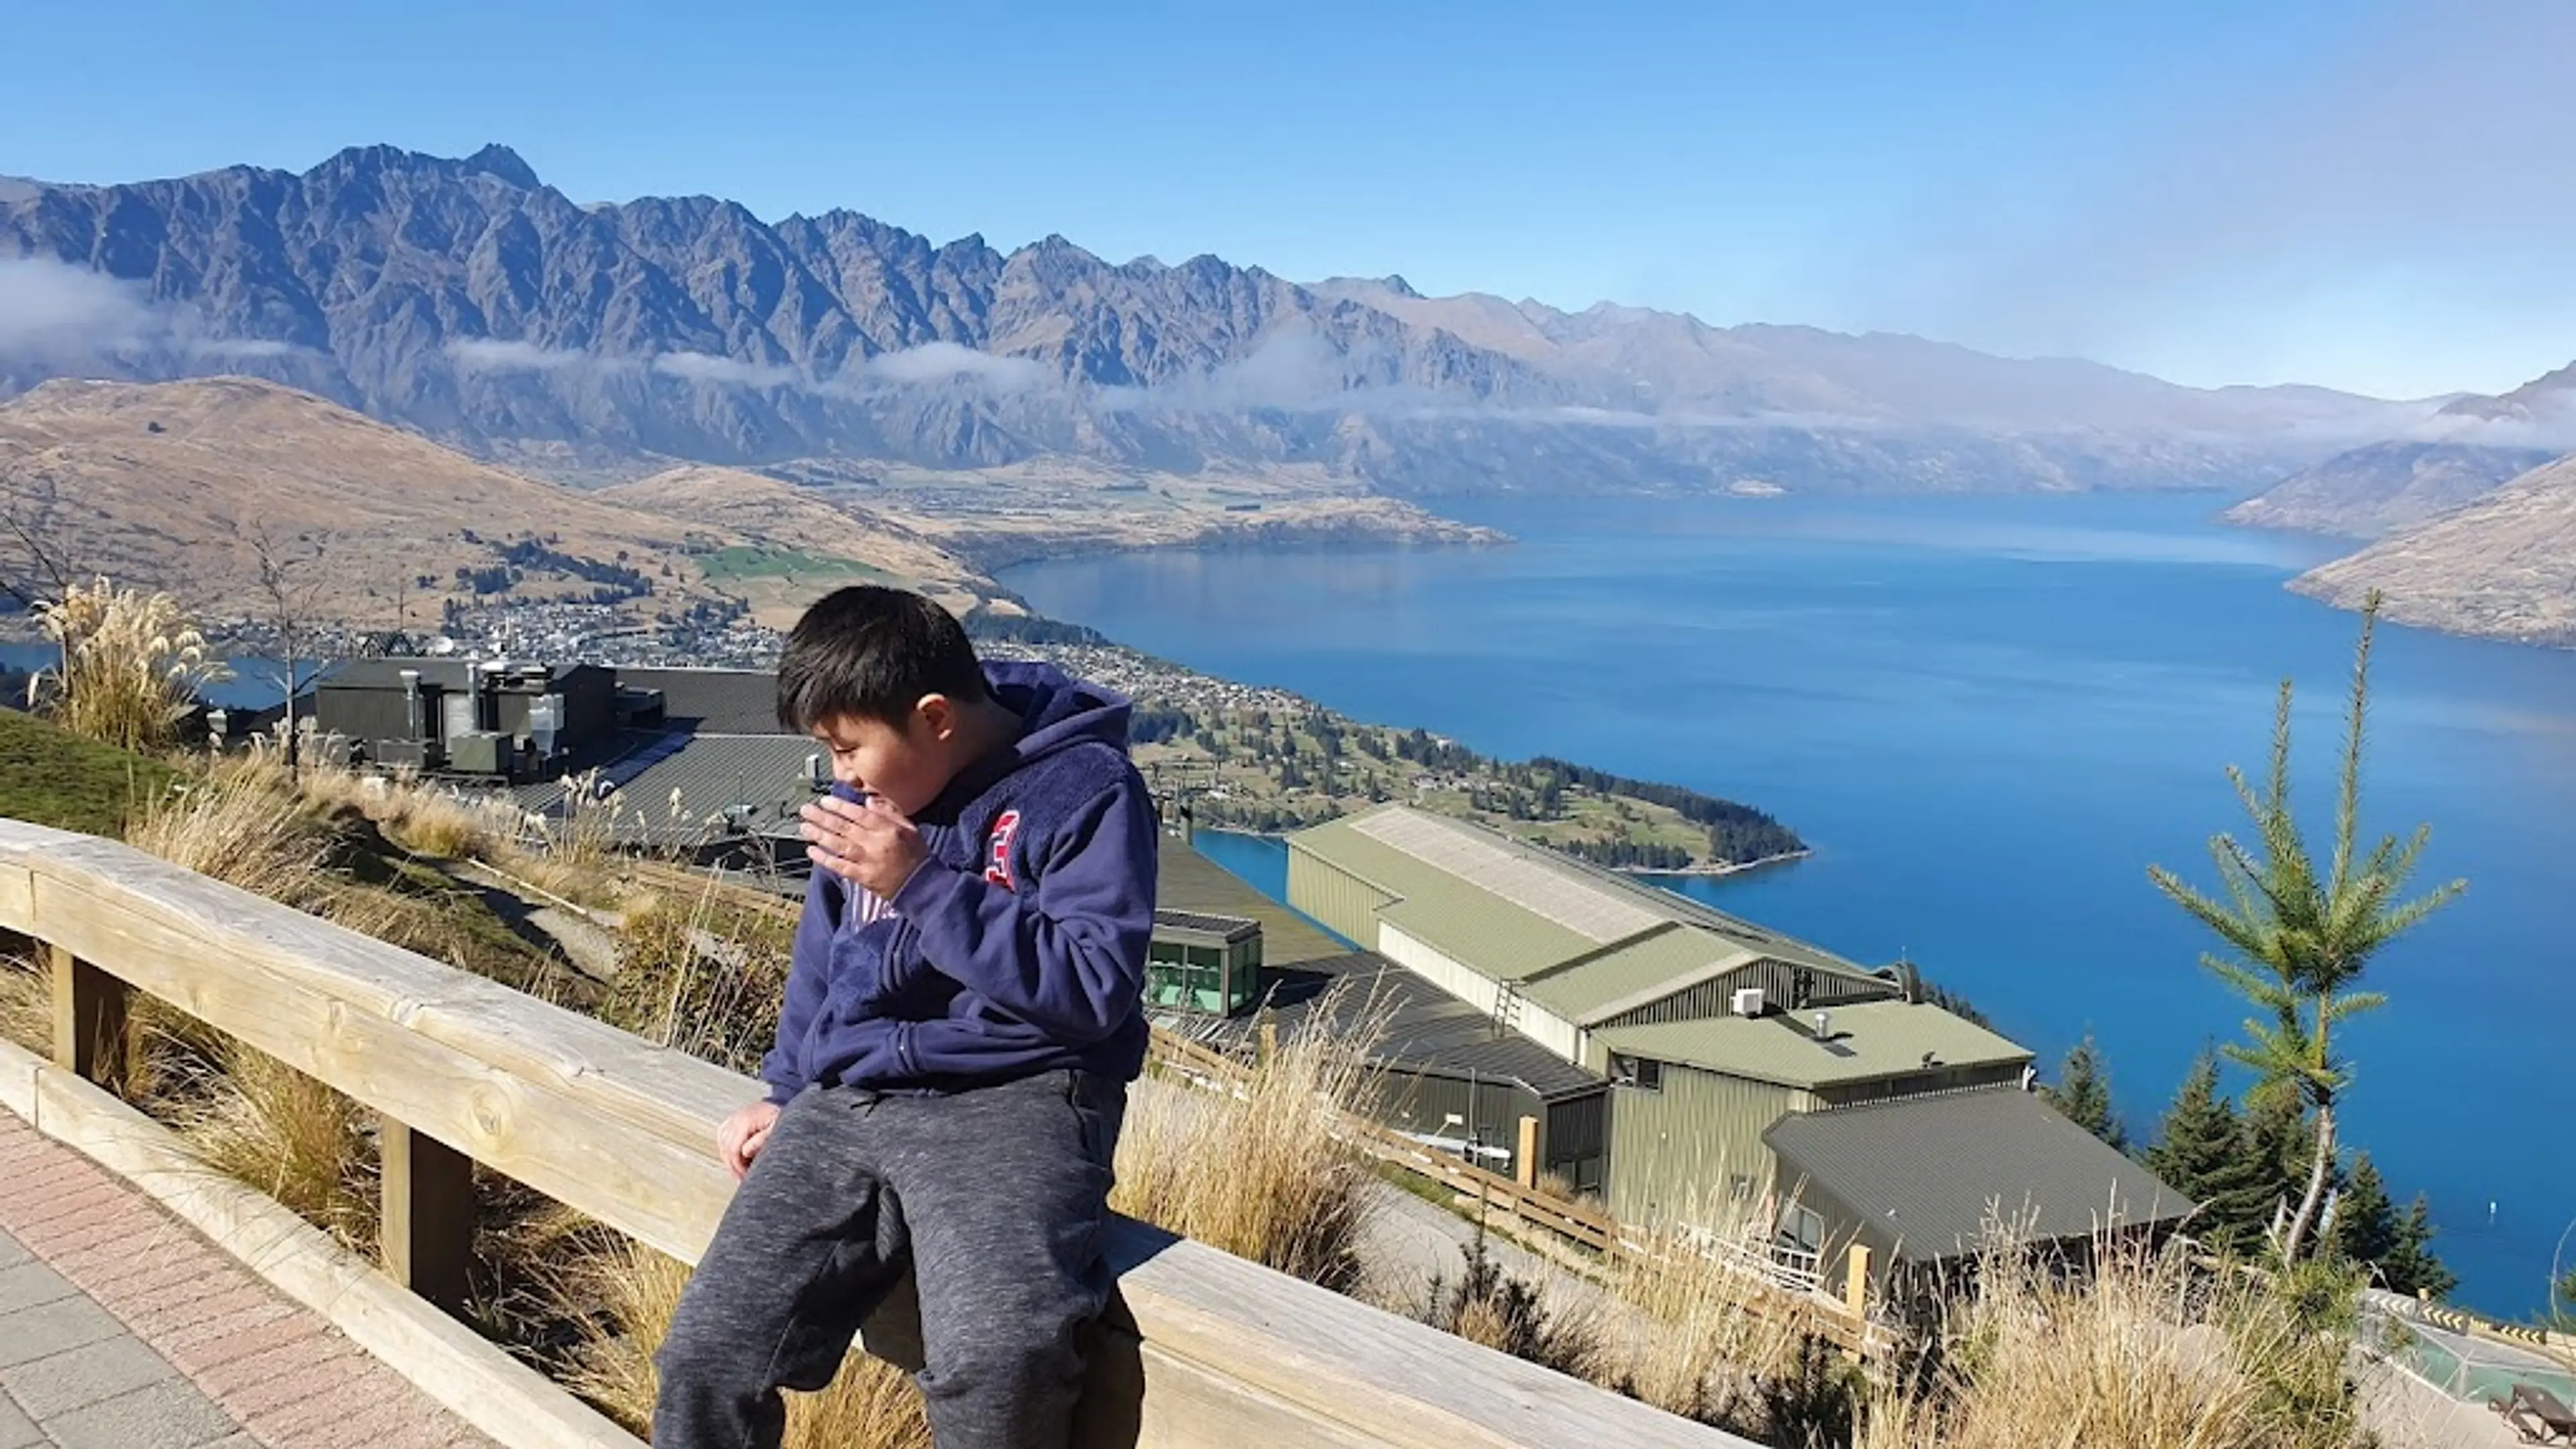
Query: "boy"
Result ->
[[654, 586, 1158, 1449]]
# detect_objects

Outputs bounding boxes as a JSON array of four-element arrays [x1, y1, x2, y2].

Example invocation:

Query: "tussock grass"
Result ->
[[1590, 1207, 1860, 1442], [126, 752, 338, 910], [1116, 1008, 1380, 1293], [0, 951, 45, 1056], [26, 576, 226, 753], [166, 1036, 380, 1252], [1859, 1240, 2365, 1449], [296, 763, 519, 863], [600, 883, 794, 1075]]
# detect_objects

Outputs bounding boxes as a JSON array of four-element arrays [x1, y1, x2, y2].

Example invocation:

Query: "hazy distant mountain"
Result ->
[[0, 144, 2436, 494], [2222, 440, 2561, 537], [2296, 452, 2576, 644], [2435, 360, 2576, 425]]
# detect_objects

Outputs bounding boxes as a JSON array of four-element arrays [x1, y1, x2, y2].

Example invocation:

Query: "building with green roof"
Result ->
[[1287, 804, 2183, 1277]]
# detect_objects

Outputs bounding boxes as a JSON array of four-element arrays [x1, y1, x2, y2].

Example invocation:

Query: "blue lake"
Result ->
[[1003, 490, 2576, 1318], [0, 643, 323, 712]]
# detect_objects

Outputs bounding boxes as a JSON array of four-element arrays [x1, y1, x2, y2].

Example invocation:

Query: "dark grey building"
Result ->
[[315, 658, 614, 778], [1765, 1085, 2191, 1290]]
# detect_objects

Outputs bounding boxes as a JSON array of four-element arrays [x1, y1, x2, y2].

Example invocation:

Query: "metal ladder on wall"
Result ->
[[1491, 980, 1522, 1038]]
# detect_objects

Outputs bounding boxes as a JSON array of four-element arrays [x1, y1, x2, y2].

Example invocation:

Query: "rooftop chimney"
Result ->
[[1812, 1010, 1831, 1040]]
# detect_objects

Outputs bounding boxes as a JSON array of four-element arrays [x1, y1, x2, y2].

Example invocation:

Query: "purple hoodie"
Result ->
[[759, 660, 1158, 1099]]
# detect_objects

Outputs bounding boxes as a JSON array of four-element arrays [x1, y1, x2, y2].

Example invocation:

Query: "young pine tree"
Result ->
[[2149, 593, 2465, 1263], [2040, 1034, 2129, 1153], [2385, 1195, 2457, 1301], [2144, 1052, 2277, 1258], [2331, 1152, 2400, 1275]]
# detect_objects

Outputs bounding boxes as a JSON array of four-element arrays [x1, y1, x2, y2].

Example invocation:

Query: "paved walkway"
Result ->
[[0, 1110, 496, 1449]]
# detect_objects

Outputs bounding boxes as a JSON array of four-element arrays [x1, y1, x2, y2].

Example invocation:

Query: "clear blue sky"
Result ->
[[5, 0, 2569, 398]]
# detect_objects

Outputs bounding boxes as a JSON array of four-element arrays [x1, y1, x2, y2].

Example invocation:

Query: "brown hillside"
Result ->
[[2296, 453, 2576, 643], [598, 466, 995, 625], [0, 377, 735, 627]]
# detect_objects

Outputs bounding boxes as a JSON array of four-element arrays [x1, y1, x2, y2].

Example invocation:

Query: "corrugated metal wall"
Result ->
[[1285, 845, 1395, 945], [1598, 959, 1899, 1030], [1375, 923, 1500, 1016], [1368, 1069, 1545, 1176], [1603, 1063, 1806, 1229], [1545, 1089, 1609, 1197], [315, 685, 427, 752]]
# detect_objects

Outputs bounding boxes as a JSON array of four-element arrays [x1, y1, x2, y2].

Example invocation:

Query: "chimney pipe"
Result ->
[[398, 668, 423, 741], [1813, 1010, 1831, 1040]]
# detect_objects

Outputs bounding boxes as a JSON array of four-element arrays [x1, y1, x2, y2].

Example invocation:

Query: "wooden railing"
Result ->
[[0, 820, 1750, 1448]]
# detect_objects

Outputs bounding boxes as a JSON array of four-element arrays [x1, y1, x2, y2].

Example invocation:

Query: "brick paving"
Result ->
[[0, 1110, 498, 1449]]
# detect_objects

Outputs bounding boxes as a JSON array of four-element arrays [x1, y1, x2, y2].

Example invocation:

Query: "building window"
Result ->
[[1227, 935, 1262, 1016], [1775, 1203, 1826, 1275], [1185, 944, 1226, 1015], [1609, 1053, 1664, 1091], [1145, 941, 1189, 1010]]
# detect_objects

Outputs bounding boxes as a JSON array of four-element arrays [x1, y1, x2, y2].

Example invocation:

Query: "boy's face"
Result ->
[[810, 700, 959, 817]]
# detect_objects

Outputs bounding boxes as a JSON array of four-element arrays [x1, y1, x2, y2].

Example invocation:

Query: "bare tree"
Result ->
[[250, 527, 333, 773], [1, 469, 87, 699], [0, 470, 80, 612]]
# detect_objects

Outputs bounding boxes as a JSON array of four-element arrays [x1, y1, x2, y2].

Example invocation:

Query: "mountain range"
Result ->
[[0, 144, 2436, 496]]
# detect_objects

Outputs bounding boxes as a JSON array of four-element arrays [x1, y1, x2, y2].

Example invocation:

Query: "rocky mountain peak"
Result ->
[[0, 142, 2434, 496], [462, 144, 541, 190]]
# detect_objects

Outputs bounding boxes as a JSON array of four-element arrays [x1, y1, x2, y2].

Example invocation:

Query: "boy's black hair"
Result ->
[[775, 586, 991, 733]]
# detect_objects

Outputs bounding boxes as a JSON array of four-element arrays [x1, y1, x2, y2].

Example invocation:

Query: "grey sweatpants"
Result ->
[[652, 1069, 1125, 1449]]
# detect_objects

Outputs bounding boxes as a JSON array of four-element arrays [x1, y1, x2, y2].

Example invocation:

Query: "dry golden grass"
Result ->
[[1859, 1240, 2365, 1449], [296, 763, 517, 863], [1115, 1010, 1380, 1293], [125, 753, 338, 908], [600, 885, 793, 1075], [0, 952, 45, 1056], [166, 1036, 380, 1252], [562, 1236, 934, 1449], [1588, 1206, 1857, 1437], [27, 576, 227, 753]]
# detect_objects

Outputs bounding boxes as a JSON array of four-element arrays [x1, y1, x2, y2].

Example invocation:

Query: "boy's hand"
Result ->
[[800, 793, 930, 899], [719, 1100, 781, 1182]]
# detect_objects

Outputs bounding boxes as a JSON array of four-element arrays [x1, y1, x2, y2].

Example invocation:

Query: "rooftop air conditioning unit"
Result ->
[[1730, 986, 1766, 1018], [446, 729, 509, 777]]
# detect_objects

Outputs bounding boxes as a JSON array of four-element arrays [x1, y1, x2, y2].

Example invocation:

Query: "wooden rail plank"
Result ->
[[0, 822, 1756, 1448], [0, 857, 34, 934]]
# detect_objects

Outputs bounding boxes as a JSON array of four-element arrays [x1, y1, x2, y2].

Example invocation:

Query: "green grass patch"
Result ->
[[0, 708, 181, 837], [698, 546, 894, 585]]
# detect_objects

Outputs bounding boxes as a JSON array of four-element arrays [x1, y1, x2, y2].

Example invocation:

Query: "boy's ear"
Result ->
[[914, 692, 955, 740]]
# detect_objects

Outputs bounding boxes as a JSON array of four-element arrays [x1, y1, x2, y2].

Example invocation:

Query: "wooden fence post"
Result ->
[[1515, 1115, 1539, 1189], [1843, 1242, 1872, 1321], [49, 944, 131, 1087], [382, 1117, 476, 1315]]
